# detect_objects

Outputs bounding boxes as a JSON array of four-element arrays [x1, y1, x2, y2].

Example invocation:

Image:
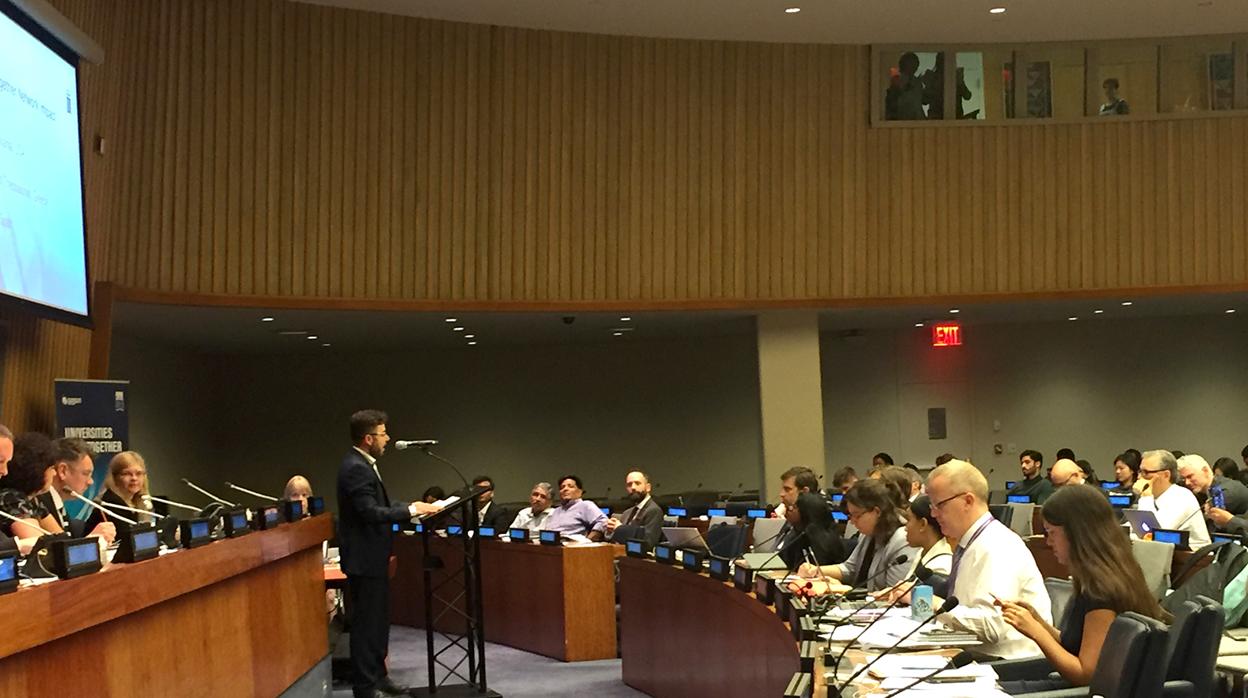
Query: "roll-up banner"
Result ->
[[53, 379, 130, 519]]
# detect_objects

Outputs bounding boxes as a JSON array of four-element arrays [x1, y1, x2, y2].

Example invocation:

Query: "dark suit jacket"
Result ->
[[1215, 476, 1248, 516], [35, 491, 87, 537], [477, 501, 512, 531], [608, 497, 664, 547], [337, 449, 412, 578]]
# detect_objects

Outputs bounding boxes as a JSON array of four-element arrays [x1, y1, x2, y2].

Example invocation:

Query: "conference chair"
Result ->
[[1007, 502, 1036, 537], [1009, 611, 1169, 698], [1132, 538, 1176, 599], [1162, 595, 1225, 697], [1044, 577, 1076, 631], [988, 504, 1014, 528], [705, 523, 749, 559]]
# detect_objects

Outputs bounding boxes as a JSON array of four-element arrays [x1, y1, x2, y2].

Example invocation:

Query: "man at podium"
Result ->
[[338, 409, 442, 698]]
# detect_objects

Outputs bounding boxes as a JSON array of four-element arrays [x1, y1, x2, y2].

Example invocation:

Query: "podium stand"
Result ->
[[414, 485, 502, 697]]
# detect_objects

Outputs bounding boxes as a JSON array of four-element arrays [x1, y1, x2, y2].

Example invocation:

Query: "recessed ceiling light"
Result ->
[[1093, 309, 1104, 314], [1121, 301, 1133, 306], [1227, 309, 1237, 314], [468, 341, 478, 346], [453, 327, 465, 332], [613, 331, 624, 337], [914, 322, 925, 328], [307, 335, 319, 340], [322, 343, 331, 347], [1067, 317, 1078, 321], [260, 316, 274, 322], [620, 316, 632, 322], [465, 334, 476, 339], [989, 6, 1006, 14], [949, 308, 960, 314], [445, 317, 458, 323], [784, 7, 801, 13]]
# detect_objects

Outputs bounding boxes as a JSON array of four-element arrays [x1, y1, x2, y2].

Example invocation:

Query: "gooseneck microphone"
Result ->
[[822, 558, 916, 674], [836, 597, 961, 693], [401, 441, 470, 489], [182, 478, 238, 507], [96, 498, 166, 520], [62, 489, 139, 526], [880, 650, 975, 697], [225, 481, 279, 502], [144, 494, 205, 513], [0, 508, 55, 536], [394, 440, 440, 450]]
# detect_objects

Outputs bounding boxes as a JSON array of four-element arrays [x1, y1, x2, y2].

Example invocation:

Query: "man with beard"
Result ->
[[1007, 450, 1054, 504], [605, 470, 663, 546]]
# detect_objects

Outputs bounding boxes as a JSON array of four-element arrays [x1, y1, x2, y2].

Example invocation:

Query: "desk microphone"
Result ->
[[182, 478, 238, 507], [62, 489, 139, 526], [822, 568, 918, 674], [144, 494, 205, 513], [97, 498, 166, 520], [394, 440, 439, 450], [225, 481, 280, 502], [880, 650, 974, 697], [836, 597, 960, 693]]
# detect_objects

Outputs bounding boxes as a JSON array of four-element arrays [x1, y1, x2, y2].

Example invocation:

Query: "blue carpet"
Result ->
[[333, 626, 645, 697]]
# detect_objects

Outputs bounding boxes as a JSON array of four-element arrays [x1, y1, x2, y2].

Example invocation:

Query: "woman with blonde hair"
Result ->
[[86, 451, 152, 530]]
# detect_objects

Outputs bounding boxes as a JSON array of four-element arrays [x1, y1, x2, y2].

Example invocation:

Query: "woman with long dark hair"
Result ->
[[779, 491, 847, 570], [996, 485, 1169, 692], [796, 478, 917, 592], [1108, 450, 1141, 495]]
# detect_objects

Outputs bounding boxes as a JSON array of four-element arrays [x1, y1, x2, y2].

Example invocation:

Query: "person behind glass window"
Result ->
[[1099, 78, 1129, 115]]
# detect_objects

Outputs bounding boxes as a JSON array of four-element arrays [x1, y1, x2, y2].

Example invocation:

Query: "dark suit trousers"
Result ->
[[347, 573, 391, 697]]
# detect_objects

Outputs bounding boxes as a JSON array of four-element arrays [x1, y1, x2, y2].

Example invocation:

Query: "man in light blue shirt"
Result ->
[[543, 474, 608, 540]]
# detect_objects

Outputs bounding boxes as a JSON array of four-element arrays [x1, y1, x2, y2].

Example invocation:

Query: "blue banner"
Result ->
[[54, 379, 129, 519]]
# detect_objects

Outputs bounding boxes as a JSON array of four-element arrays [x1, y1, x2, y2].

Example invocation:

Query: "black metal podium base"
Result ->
[[410, 684, 503, 697]]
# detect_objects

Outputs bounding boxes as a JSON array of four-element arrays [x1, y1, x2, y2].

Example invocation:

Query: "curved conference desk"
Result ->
[[0, 514, 333, 697], [619, 557, 800, 697]]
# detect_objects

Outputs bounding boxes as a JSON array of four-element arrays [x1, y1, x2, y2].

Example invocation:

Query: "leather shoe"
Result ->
[[376, 678, 414, 696]]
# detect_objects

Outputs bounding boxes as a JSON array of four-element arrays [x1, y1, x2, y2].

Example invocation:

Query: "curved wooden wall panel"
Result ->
[[38, 0, 1248, 306]]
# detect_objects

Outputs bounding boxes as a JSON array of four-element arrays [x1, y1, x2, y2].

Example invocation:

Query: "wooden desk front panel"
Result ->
[[0, 515, 332, 697], [619, 558, 799, 698], [390, 536, 617, 661]]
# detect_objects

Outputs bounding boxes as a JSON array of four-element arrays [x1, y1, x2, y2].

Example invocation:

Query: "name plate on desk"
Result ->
[[223, 509, 251, 538], [625, 540, 650, 558], [0, 549, 18, 594], [508, 528, 528, 542], [1154, 528, 1190, 549], [707, 508, 727, 518], [746, 508, 768, 519], [1108, 494, 1133, 508], [180, 517, 214, 548], [447, 525, 465, 537], [1007, 494, 1033, 504], [253, 505, 282, 530], [114, 523, 161, 564], [46, 537, 103, 579], [539, 530, 561, 546], [307, 495, 325, 516], [479, 526, 496, 538], [707, 556, 731, 581], [654, 543, 677, 564]]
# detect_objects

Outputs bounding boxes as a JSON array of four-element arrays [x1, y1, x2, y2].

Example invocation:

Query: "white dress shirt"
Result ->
[[907, 537, 953, 578], [1137, 482, 1211, 549], [509, 506, 553, 532], [939, 511, 1052, 660]]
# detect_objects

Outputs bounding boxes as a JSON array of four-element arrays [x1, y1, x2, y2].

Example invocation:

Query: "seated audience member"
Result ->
[[421, 486, 446, 504], [284, 475, 313, 514], [471, 475, 511, 530], [797, 478, 917, 593], [1008, 450, 1054, 504], [0, 433, 62, 553], [37, 438, 116, 543], [780, 492, 847, 570], [1055, 447, 1076, 462], [605, 470, 663, 546], [1075, 459, 1098, 486], [872, 452, 895, 468], [935, 452, 956, 467], [926, 459, 1051, 660], [830, 466, 858, 494], [879, 466, 918, 506], [1136, 450, 1210, 549], [1214, 457, 1242, 483], [1179, 453, 1248, 516], [880, 494, 953, 603], [508, 482, 554, 532], [774, 465, 819, 547], [997, 485, 1171, 693], [542, 475, 607, 540], [85, 451, 154, 532], [1048, 459, 1086, 488], [1108, 450, 1140, 495]]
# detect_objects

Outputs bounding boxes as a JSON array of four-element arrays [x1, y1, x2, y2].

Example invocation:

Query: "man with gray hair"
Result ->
[[508, 482, 554, 532], [925, 459, 1050, 660], [1138, 450, 1210, 549], [1178, 453, 1248, 520]]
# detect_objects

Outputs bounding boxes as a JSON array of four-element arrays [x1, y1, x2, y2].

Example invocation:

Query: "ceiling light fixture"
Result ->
[[1093, 309, 1104, 314], [989, 6, 1006, 14], [1067, 317, 1077, 321], [307, 335, 319, 340], [453, 327, 465, 332], [468, 341, 478, 346], [784, 7, 801, 13], [1227, 309, 1237, 314], [1121, 301, 1133, 306], [465, 334, 476, 339], [322, 343, 331, 347], [620, 316, 632, 322], [949, 308, 960, 314], [914, 322, 925, 328], [445, 317, 458, 323], [260, 316, 274, 322], [613, 332, 624, 337]]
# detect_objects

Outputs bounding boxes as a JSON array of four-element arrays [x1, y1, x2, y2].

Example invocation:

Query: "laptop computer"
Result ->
[[1123, 509, 1163, 539], [750, 517, 787, 553], [661, 526, 710, 551], [735, 552, 789, 571]]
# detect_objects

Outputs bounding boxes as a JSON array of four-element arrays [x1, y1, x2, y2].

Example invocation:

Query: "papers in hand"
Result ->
[[563, 533, 593, 545], [414, 495, 461, 519]]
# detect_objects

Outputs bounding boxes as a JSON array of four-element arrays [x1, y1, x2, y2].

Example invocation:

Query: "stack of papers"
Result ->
[[818, 616, 981, 650], [841, 656, 1007, 696]]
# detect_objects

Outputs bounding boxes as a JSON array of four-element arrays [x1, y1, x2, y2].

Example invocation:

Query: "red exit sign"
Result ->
[[932, 323, 963, 347]]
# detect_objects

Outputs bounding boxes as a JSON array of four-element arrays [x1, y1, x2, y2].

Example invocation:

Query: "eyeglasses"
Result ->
[[932, 491, 970, 510], [1139, 467, 1166, 475], [367, 432, 388, 438]]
